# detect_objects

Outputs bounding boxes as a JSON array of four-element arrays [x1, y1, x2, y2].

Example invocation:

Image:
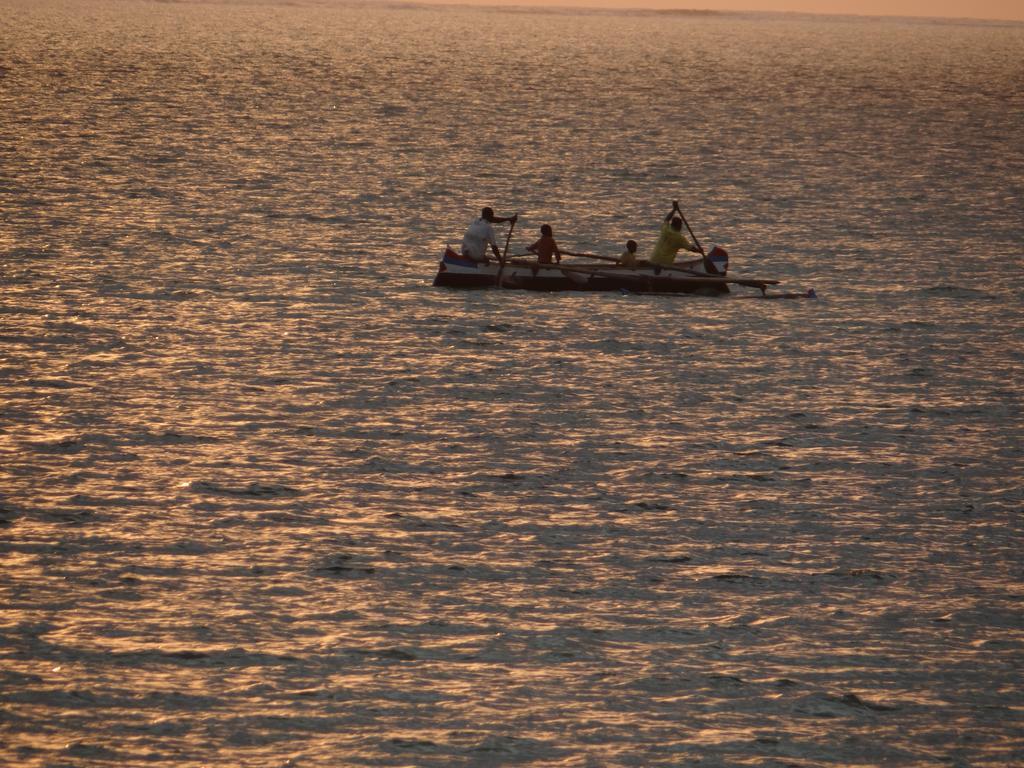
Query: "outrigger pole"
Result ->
[[507, 256, 777, 293]]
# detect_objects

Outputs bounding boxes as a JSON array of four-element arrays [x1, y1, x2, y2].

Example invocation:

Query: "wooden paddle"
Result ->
[[563, 248, 708, 277], [495, 215, 517, 288], [510, 250, 614, 263], [561, 250, 618, 262], [673, 200, 706, 257], [508, 258, 646, 285]]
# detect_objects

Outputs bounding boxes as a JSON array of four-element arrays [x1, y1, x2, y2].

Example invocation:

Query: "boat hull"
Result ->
[[433, 249, 731, 295]]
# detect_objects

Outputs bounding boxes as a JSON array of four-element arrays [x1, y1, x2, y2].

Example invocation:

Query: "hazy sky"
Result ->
[[436, 0, 1024, 22]]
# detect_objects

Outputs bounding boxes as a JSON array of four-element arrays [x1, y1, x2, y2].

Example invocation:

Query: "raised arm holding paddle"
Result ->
[[650, 200, 703, 266], [461, 206, 518, 263]]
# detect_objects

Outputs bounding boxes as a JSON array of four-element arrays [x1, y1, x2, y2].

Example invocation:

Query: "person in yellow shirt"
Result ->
[[650, 202, 702, 266]]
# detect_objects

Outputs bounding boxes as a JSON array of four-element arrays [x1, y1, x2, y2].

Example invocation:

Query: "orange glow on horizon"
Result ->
[[406, 0, 1024, 23]]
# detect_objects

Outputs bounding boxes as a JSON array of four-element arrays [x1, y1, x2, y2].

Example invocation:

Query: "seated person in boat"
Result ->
[[651, 202, 701, 266], [527, 224, 563, 264], [461, 207, 517, 262], [619, 239, 638, 267]]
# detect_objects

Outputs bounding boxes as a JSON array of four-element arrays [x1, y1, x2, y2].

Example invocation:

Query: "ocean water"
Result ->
[[2, 0, 1023, 765]]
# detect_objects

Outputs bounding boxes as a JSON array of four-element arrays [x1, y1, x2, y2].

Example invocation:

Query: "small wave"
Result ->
[[148, 228, 205, 246], [832, 692, 899, 711], [314, 552, 376, 576], [184, 480, 302, 498], [29, 432, 120, 453], [6, 246, 60, 259], [920, 285, 994, 299], [300, 213, 350, 224], [23, 377, 83, 390], [62, 743, 121, 760], [129, 288, 202, 302], [0, 503, 20, 525], [140, 430, 219, 446]]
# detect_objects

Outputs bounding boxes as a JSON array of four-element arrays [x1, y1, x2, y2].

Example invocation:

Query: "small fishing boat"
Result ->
[[433, 246, 781, 296]]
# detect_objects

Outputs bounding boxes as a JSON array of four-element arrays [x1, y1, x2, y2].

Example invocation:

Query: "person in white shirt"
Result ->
[[461, 207, 518, 262]]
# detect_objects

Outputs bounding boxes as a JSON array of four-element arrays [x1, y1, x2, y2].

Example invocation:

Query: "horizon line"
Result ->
[[370, 0, 1024, 24]]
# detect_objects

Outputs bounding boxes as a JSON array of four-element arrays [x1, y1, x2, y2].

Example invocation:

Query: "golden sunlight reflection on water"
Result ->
[[2, 1, 1023, 766]]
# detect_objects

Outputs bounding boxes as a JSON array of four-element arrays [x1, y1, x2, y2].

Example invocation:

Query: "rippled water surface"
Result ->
[[2, 0, 1023, 765]]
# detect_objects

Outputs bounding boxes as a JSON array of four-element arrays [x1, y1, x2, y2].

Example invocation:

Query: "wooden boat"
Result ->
[[432, 246, 780, 296]]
